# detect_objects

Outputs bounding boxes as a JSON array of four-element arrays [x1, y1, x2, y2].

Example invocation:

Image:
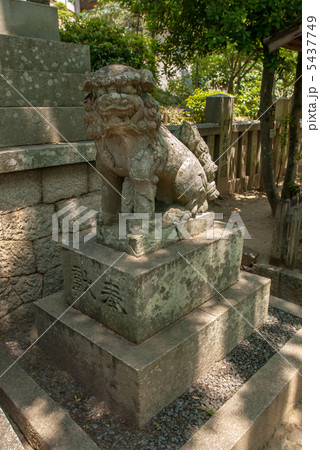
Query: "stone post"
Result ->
[[205, 94, 234, 195]]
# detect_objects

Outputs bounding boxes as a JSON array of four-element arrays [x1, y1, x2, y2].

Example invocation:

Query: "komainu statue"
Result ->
[[82, 64, 219, 227]]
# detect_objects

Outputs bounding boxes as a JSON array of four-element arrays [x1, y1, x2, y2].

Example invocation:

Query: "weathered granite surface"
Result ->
[[0, 407, 24, 450], [0, 162, 100, 321], [0, 347, 98, 449], [0, 69, 86, 107], [34, 271, 270, 427], [0, 0, 59, 41], [62, 223, 243, 343], [0, 142, 96, 174], [0, 34, 90, 73], [0, 106, 89, 147], [97, 211, 215, 257]]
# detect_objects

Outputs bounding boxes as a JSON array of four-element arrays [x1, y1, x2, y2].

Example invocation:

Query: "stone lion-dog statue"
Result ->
[[82, 64, 219, 227]]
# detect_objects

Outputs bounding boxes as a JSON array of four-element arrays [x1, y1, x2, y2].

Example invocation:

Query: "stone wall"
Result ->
[[0, 161, 101, 323], [0, 15, 94, 326]]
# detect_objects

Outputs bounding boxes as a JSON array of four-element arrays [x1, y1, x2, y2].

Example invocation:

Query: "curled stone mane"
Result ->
[[82, 65, 162, 140]]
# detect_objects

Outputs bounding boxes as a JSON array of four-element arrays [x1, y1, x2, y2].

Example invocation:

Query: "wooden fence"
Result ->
[[270, 198, 302, 269], [168, 95, 298, 196]]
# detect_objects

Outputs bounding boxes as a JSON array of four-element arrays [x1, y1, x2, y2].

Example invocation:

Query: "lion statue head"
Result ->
[[82, 65, 162, 140]]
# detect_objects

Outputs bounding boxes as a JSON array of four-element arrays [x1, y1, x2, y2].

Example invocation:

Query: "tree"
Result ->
[[281, 52, 302, 200], [192, 45, 260, 95], [123, 0, 302, 214]]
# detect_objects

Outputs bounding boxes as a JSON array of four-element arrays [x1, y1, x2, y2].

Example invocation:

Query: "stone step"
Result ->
[[34, 271, 270, 427], [0, 407, 24, 450], [0, 107, 89, 147], [0, 141, 96, 174], [0, 34, 90, 74], [0, 69, 86, 107]]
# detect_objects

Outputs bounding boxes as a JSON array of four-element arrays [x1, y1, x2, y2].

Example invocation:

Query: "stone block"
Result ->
[[278, 269, 302, 306], [0, 406, 24, 450], [62, 224, 243, 343], [0, 170, 41, 212], [250, 262, 281, 297], [0, 142, 96, 175], [0, 303, 34, 334], [10, 273, 43, 304], [97, 222, 179, 257], [0, 278, 22, 319], [33, 237, 62, 273], [0, 0, 59, 41], [0, 34, 90, 73], [34, 272, 270, 427], [0, 107, 89, 148], [0, 347, 99, 449], [0, 204, 54, 241], [97, 212, 216, 257], [42, 163, 88, 203], [55, 193, 99, 233], [0, 241, 36, 277], [88, 164, 102, 192], [43, 265, 63, 297], [182, 330, 301, 450], [0, 70, 86, 107]]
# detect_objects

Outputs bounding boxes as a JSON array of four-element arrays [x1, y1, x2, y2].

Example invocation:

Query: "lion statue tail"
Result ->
[[173, 121, 219, 201]]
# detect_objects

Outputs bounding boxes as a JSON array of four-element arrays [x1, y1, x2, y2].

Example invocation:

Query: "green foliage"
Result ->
[[88, 0, 142, 31], [234, 69, 262, 119], [159, 106, 186, 125], [275, 49, 298, 98], [153, 421, 160, 429], [53, 2, 74, 19], [153, 87, 183, 107], [123, 0, 301, 70], [167, 75, 194, 101], [184, 88, 231, 123], [59, 15, 157, 74]]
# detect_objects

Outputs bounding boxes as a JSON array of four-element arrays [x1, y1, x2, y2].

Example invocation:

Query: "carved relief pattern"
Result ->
[[100, 280, 127, 314], [71, 265, 127, 314], [72, 265, 96, 300]]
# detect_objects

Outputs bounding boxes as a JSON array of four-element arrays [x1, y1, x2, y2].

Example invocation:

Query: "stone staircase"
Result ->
[[0, 33, 91, 148]]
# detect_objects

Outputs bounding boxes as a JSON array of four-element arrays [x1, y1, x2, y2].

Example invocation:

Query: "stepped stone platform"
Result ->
[[34, 271, 270, 427], [0, 70, 86, 107], [0, 34, 90, 73], [0, 33, 90, 148], [0, 106, 89, 147]]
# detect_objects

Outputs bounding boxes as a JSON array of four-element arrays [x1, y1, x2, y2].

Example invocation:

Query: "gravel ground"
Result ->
[[0, 307, 301, 449]]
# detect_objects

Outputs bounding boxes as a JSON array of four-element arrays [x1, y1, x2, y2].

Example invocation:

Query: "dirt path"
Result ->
[[213, 191, 274, 263]]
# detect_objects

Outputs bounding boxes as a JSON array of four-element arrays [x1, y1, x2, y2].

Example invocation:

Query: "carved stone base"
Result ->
[[34, 272, 270, 427], [61, 222, 243, 344], [96, 212, 216, 257]]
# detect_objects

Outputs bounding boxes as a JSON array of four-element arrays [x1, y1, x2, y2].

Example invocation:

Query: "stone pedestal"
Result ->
[[34, 272, 270, 427], [62, 222, 243, 343], [34, 221, 270, 427]]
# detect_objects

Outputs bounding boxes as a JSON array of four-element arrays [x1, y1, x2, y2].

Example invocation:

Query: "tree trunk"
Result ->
[[259, 60, 280, 215], [194, 58, 199, 89], [281, 52, 302, 200]]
